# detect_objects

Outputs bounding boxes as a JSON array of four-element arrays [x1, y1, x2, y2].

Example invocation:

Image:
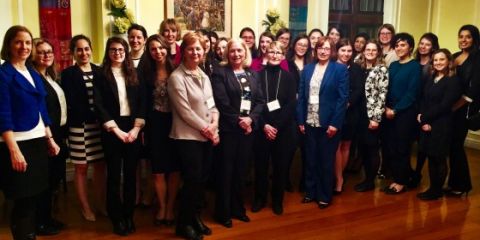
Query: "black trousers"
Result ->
[[103, 117, 140, 222], [382, 106, 416, 185], [36, 136, 68, 226], [359, 142, 381, 185], [214, 132, 253, 221], [424, 153, 447, 194], [448, 106, 472, 192], [254, 125, 295, 205], [175, 140, 212, 226]]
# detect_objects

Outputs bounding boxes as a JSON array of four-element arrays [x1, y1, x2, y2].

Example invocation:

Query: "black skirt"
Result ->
[[0, 137, 49, 199], [148, 111, 180, 174]]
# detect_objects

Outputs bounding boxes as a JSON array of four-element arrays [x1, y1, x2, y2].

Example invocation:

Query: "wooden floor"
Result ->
[[1, 148, 480, 240]]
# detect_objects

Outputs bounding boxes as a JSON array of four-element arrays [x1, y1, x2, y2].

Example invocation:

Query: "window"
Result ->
[[359, 0, 383, 13], [329, 0, 384, 40], [329, 0, 352, 13]]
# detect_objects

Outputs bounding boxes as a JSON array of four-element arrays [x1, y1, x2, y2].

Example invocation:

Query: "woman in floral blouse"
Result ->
[[353, 40, 389, 192]]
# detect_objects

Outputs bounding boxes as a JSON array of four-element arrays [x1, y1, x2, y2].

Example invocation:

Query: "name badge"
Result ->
[[309, 95, 319, 104], [267, 100, 281, 112], [244, 86, 251, 92], [240, 99, 251, 111], [206, 97, 215, 109]]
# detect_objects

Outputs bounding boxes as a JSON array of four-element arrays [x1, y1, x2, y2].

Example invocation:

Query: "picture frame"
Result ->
[[165, 0, 232, 37]]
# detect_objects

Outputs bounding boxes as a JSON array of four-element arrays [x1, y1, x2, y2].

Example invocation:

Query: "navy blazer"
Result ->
[[296, 60, 349, 129], [0, 62, 51, 133], [211, 66, 265, 133]]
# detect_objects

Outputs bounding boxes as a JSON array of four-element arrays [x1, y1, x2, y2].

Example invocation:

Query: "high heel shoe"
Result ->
[[81, 210, 96, 222], [444, 189, 470, 197]]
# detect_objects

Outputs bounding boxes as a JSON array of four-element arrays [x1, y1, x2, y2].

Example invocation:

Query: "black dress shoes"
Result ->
[[317, 202, 330, 209], [301, 197, 314, 203], [125, 218, 136, 234], [251, 199, 266, 213], [176, 225, 203, 240], [36, 224, 60, 236], [417, 190, 443, 201], [112, 220, 128, 236], [194, 215, 212, 235], [272, 203, 283, 215], [354, 182, 375, 192], [232, 214, 250, 222], [216, 218, 233, 228]]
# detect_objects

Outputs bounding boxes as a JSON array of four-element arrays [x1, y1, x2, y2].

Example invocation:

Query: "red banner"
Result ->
[[39, 0, 72, 72]]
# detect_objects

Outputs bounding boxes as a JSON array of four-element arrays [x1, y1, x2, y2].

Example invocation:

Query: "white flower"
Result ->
[[125, 8, 135, 23], [266, 8, 280, 18]]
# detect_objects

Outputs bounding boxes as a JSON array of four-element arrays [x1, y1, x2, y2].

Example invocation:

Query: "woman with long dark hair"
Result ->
[[139, 34, 180, 226], [61, 34, 106, 222], [445, 24, 480, 197], [94, 37, 146, 236]]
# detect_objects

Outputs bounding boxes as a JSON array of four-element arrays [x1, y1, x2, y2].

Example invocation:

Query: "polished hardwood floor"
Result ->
[[1, 147, 480, 239]]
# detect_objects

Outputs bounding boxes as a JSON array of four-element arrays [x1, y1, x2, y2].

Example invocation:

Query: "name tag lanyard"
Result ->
[[265, 70, 281, 102]]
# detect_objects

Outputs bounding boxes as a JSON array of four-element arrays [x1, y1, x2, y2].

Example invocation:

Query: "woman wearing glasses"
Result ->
[[252, 41, 297, 215], [94, 37, 146, 236], [296, 36, 349, 209]]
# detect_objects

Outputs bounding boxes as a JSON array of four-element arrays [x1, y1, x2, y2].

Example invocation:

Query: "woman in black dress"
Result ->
[[139, 34, 180, 226], [446, 24, 480, 197], [417, 49, 461, 200], [334, 38, 363, 194]]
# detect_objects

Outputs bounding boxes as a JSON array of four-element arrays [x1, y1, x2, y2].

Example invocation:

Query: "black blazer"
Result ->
[[94, 68, 146, 126], [419, 75, 462, 156], [61, 64, 101, 127], [40, 75, 65, 137], [211, 65, 265, 133]]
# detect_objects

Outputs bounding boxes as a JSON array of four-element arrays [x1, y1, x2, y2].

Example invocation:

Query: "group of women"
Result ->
[[0, 19, 479, 240]]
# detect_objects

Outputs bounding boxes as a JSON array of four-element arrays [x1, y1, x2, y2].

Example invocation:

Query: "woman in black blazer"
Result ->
[[211, 38, 264, 227], [417, 49, 461, 200], [253, 41, 297, 214], [94, 37, 146, 236], [61, 35, 106, 222], [32, 38, 68, 235]]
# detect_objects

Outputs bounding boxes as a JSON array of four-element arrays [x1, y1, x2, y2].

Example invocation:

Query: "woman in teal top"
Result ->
[[382, 33, 421, 194]]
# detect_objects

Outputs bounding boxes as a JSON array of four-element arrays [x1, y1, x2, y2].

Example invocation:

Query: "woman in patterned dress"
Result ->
[[61, 35, 106, 221]]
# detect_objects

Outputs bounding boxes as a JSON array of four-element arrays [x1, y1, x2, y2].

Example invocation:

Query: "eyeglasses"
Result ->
[[317, 47, 331, 52], [267, 51, 283, 56], [380, 32, 392, 36], [37, 51, 53, 56], [109, 48, 125, 54]]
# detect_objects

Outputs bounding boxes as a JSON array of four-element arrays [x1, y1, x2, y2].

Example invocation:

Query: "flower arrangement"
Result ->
[[262, 8, 286, 35], [109, 0, 135, 34]]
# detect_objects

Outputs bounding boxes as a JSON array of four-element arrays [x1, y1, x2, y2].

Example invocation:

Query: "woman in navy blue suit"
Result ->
[[296, 37, 349, 208], [0, 25, 60, 240], [211, 38, 264, 227]]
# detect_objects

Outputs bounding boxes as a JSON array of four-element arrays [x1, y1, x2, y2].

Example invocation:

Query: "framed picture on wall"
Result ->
[[165, 0, 232, 37]]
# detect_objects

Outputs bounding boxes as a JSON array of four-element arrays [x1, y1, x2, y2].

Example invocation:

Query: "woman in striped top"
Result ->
[[61, 35, 106, 222]]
